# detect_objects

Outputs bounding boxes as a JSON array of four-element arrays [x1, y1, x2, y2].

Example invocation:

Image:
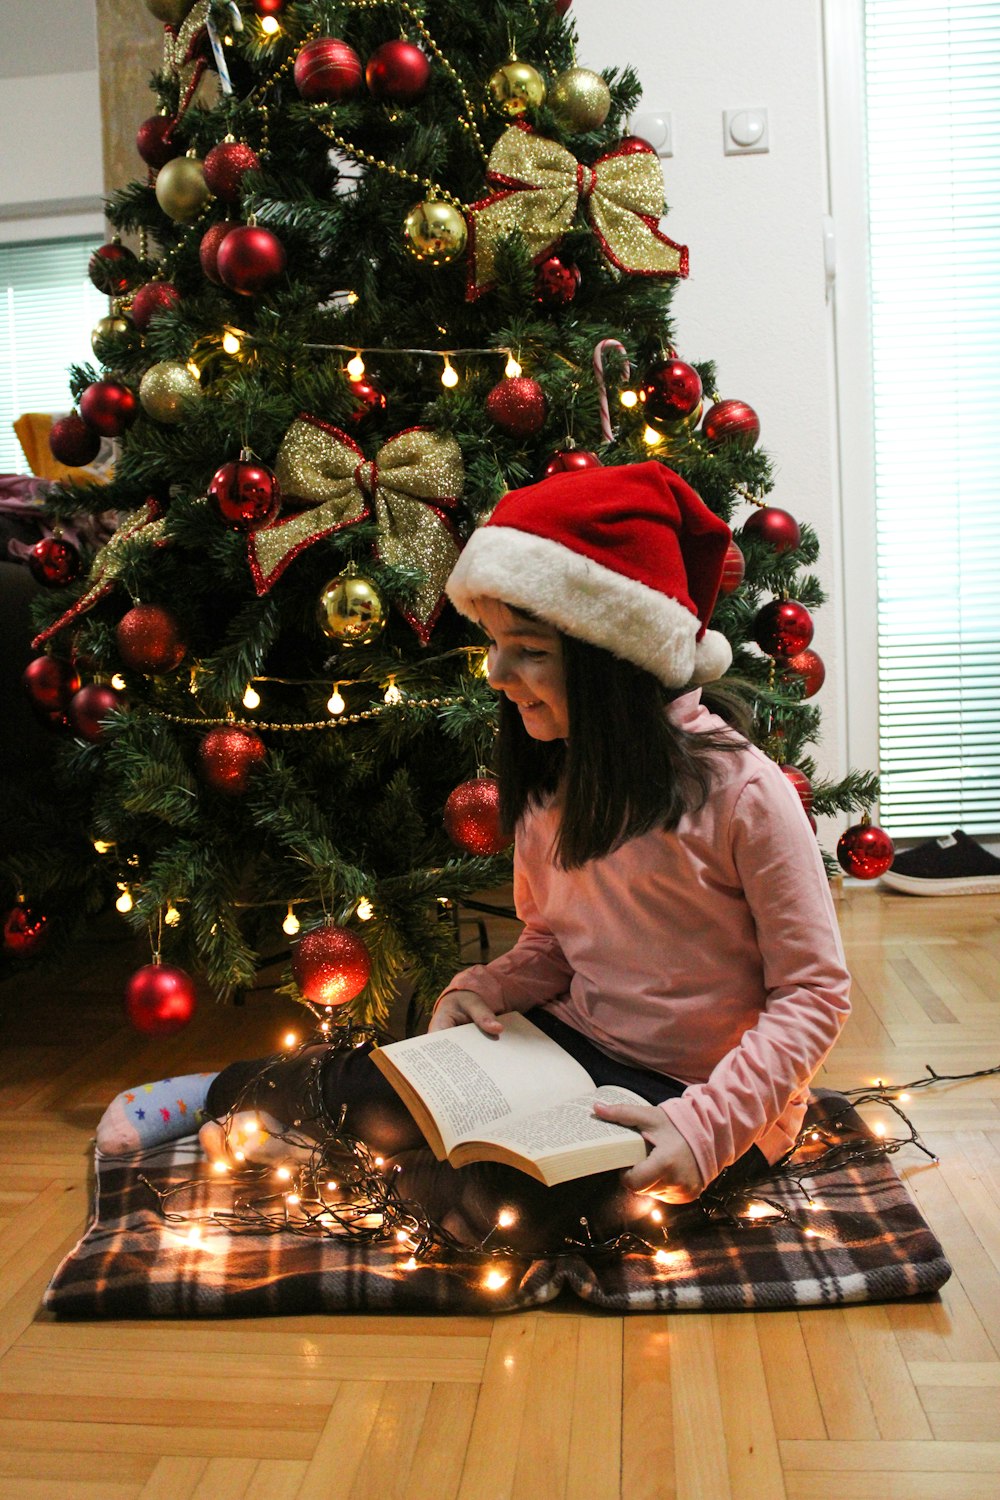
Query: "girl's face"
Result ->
[[475, 597, 569, 741]]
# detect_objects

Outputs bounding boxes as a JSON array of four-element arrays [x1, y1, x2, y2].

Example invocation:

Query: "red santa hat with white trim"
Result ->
[[446, 460, 733, 688]]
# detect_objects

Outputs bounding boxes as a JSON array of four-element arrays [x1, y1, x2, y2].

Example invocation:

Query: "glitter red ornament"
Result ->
[[640, 356, 703, 427], [203, 140, 261, 202], [294, 37, 363, 102], [486, 377, 547, 437], [28, 536, 81, 587], [781, 764, 814, 814], [743, 506, 801, 554], [136, 114, 182, 170], [443, 778, 512, 856], [48, 413, 101, 467], [216, 225, 287, 295], [837, 819, 895, 880], [79, 379, 138, 437], [69, 682, 126, 742], [88, 241, 140, 296], [23, 655, 81, 714], [784, 648, 826, 699], [752, 599, 814, 659], [125, 962, 197, 1036], [208, 457, 281, 530], [292, 924, 372, 1007], [542, 449, 602, 477], [199, 221, 234, 284], [115, 604, 187, 673], [534, 254, 581, 308], [718, 540, 745, 596], [130, 281, 182, 332], [2, 904, 49, 957], [345, 377, 387, 424], [365, 40, 431, 103], [702, 399, 761, 449], [197, 725, 266, 795]]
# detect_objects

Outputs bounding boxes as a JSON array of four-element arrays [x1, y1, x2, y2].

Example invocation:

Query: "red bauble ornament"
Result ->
[[255, 0, 284, 12], [69, 682, 126, 742], [294, 37, 363, 102], [837, 819, 895, 881], [640, 356, 703, 426], [203, 140, 261, 202], [28, 536, 81, 587], [365, 40, 431, 103], [130, 281, 182, 332], [2, 904, 49, 957], [486, 377, 547, 437], [88, 241, 140, 296], [23, 655, 81, 713], [702, 399, 761, 449], [617, 135, 655, 155], [199, 221, 234, 284], [136, 114, 181, 170], [197, 725, 266, 795], [79, 379, 138, 437], [534, 254, 581, 308], [208, 458, 281, 530], [125, 963, 197, 1036], [785, 648, 825, 699], [346, 377, 387, 424], [115, 604, 187, 673], [443, 779, 512, 856], [554, 0, 573, 12], [781, 764, 814, 814], [743, 506, 801, 554], [216, 225, 287, 295], [49, 413, 101, 467], [543, 449, 602, 477], [752, 599, 814, 659], [718, 540, 745, 596], [292, 924, 372, 1007]]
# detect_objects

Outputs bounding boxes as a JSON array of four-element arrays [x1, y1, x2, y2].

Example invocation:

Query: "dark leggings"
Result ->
[[206, 1009, 767, 1252]]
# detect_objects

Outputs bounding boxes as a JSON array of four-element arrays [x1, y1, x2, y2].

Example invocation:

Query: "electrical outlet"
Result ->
[[723, 108, 769, 155]]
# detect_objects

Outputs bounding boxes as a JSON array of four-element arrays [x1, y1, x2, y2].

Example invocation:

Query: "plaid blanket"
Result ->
[[44, 1094, 950, 1317]]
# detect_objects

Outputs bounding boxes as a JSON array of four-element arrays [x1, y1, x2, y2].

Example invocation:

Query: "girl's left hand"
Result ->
[[592, 1099, 703, 1203]]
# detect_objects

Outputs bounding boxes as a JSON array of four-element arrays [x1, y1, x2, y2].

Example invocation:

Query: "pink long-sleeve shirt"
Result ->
[[440, 691, 852, 1188]]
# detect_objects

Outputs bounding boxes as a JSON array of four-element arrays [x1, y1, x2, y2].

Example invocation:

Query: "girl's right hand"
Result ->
[[428, 989, 505, 1036]]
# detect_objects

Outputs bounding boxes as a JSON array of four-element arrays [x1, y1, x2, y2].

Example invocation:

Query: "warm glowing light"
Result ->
[[243, 1118, 259, 1135], [260, 13, 280, 33], [222, 330, 242, 355], [346, 290, 359, 305], [320, 1019, 331, 1033], [403, 1255, 418, 1270], [282, 905, 300, 936], [93, 839, 114, 854], [242, 683, 260, 709], [327, 685, 345, 715], [283, 1030, 298, 1049], [286, 1192, 300, 1206], [186, 361, 201, 380], [234, 1149, 245, 1162], [649, 1207, 663, 1224], [484, 1268, 508, 1290], [326, 1180, 338, 1192], [744, 1201, 779, 1220], [898, 1092, 910, 1103], [395, 1229, 410, 1243], [346, 352, 366, 379], [619, 390, 639, 408], [497, 1208, 517, 1229], [384, 679, 402, 706], [186, 1226, 203, 1247], [505, 352, 522, 378], [164, 903, 181, 927], [111, 673, 127, 691], [643, 425, 664, 447], [874, 1122, 887, 1137], [276, 1166, 292, 1181], [356, 898, 374, 922], [374, 1156, 385, 1168], [810, 1131, 821, 1141], [441, 356, 459, 388], [115, 888, 133, 913], [212, 1160, 228, 1174], [654, 1248, 680, 1265]]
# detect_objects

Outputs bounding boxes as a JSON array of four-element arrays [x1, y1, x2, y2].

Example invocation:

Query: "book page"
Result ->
[[472, 1084, 648, 1163], [374, 1013, 596, 1156]]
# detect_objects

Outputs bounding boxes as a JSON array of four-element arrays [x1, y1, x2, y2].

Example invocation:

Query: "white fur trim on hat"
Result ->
[[448, 524, 718, 688]]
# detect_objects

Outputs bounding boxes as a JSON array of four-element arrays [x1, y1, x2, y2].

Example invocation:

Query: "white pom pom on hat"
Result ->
[[446, 460, 733, 688]]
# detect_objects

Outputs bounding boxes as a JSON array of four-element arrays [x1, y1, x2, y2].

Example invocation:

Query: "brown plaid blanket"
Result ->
[[44, 1093, 950, 1317]]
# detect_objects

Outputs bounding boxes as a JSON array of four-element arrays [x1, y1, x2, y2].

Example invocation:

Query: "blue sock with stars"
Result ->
[[96, 1072, 219, 1155]]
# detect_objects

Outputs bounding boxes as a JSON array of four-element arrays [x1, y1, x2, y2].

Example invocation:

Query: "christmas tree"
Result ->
[[4, 0, 883, 1029]]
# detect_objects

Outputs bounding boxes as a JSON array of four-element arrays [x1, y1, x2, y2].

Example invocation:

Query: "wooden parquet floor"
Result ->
[[1, 891, 999, 1499]]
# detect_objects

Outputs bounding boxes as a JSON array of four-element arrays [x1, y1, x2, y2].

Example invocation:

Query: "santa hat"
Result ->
[[446, 461, 733, 688]]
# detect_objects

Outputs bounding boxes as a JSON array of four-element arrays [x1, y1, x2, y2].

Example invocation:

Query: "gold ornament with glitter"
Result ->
[[548, 67, 613, 132], [139, 361, 202, 424]]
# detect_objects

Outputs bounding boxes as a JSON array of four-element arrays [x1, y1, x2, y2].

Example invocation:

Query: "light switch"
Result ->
[[723, 108, 769, 155], [628, 111, 673, 158]]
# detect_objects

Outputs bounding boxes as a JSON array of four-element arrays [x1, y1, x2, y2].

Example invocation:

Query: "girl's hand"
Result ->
[[428, 988, 505, 1037], [592, 1099, 703, 1202]]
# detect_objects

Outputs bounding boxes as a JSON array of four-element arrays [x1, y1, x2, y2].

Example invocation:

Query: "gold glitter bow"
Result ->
[[249, 417, 464, 644], [31, 500, 169, 650], [467, 125, 688, 299], [163, 1, 212, 119]]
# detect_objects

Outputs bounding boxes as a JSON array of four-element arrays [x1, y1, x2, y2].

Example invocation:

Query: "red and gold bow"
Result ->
[[467, 124, 688, 299], [163, 1, 212, 120], [249, 416, 464, 644], [31, 500, 169, 650]]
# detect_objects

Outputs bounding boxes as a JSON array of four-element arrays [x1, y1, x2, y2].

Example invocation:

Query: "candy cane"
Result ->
[[592, 339, 631, 443]]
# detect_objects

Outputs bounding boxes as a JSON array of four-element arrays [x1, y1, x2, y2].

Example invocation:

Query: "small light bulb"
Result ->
[[653, 1248, 674, 1265], [111, 673, 127, 691], [327, 685, 345, 715], [186, 1226, 203, 1247], [234, 1149, 245, 1162], [326, 1180, 338, 1192], [93, 839, 114, 854], [222, 330, 242, 355], [283, 1030, 298, 1049], [276, 1165, 292, 1181], [505, 353, 522, 378], [643, 425, 664, 447], [374, 1156, 384, 1168], [260, 14, 280, 33], [223, 33, 233, 46], [244, 1118, 259, 1135], [497, 1208, 517, 1229], [383, 680, 402, 706], [286, 1192, 300, 1206], [441, 357, 459, 388], [649, 1207, 663, 1224], [898, 1092, 910, 1103], [282, 905, 300, 936], [874, 1122, 887, 1137], [395, 1229, 409, 1243], [403, 1255, 418, 1270], [484, 1268, 508, 1291], [186, 360, 201, 380], [356, 897, 374, 922], [242, 683, 260, 709], [346, 352, 365, 379], [346, 290, 359, 305], [164, 903, 181, 928], [620, 390, 639, 408], [212, 1160, 228, 1174], [115, 889, 133, 913]]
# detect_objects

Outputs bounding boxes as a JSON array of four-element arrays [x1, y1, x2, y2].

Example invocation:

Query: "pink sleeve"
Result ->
[[435, 840, 574, 1016], [660, 769, 852, 1186]]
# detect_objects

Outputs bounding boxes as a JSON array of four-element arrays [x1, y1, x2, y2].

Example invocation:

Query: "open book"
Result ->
[[371, 1012, 650, 1186]]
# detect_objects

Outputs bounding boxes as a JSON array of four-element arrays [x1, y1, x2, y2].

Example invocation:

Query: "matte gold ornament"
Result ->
[[487, 60, 546, 118], [403, 200, 468, 265], [154, 153, 212, 222], [139, 361, 202, 424], [317, 574, 386, 645], [144, 0, 195, 22], [91, 314, 136, 357], [548, 67, 612, 132]]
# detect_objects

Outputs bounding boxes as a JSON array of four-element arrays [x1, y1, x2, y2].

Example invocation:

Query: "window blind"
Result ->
[[866, 0, 1000, 836], [0, 237, 106, 476]]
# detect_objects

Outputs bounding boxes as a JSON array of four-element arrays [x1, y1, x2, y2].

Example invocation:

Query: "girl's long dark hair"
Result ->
[[495, 633, 751, 868]]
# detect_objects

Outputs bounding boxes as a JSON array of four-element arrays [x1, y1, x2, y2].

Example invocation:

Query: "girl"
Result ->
[[201, 461, 851, 1245]]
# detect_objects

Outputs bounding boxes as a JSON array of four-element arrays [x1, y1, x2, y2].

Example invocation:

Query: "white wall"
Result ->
[[0, 68, 104, 239]]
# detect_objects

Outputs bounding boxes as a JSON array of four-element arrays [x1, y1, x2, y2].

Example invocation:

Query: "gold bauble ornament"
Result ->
[[91, 314, 135, 357], [317, 574, 386, 645], [154, 153, 212, 222], [487, 60, 547, 118], [144, 0, 195, 21], [139, 361, 202, 424], [403, 200, 468, 265], [548, 67, 612, 132]]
